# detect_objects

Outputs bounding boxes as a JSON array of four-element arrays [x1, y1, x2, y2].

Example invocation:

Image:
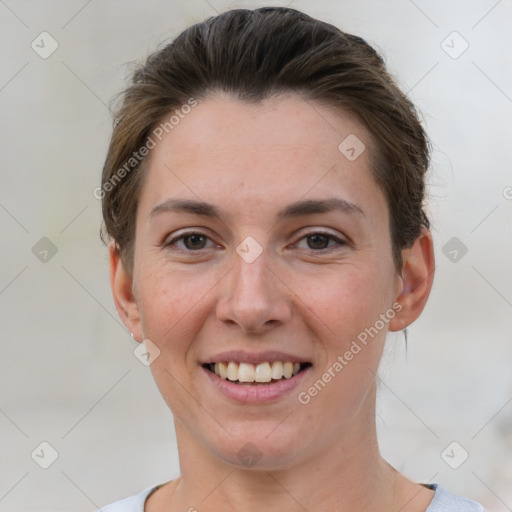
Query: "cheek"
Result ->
[[296, 270, 389, 429], [136, 264, 210, 339], [139, 267, 211, 418], [295, 262, 394, 401], [134, 272, 212, 408], [296, 263, 393, 342]]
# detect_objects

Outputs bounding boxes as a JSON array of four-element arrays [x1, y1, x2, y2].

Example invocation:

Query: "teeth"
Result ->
[[238, 363, 255, 382], [227, 361, 238, 381], [218, 361, 228, 379], [271, 361, 283, 379], [283, 362, 293, 379], [254, 362, 272, 382], [211, 361, 305, 383]]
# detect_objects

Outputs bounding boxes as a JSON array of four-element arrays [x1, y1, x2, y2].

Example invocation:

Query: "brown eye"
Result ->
[[295, 232, 346, 251], [306, 234, 331, 250], [182, 234, 208, 250], [165, 232, 214, 251]]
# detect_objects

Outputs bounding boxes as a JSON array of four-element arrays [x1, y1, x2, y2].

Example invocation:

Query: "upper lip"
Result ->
[[202, 350, 311, 365]]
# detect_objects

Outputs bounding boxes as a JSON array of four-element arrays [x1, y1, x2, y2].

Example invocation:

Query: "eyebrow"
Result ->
[[149, 197, 365, 222]]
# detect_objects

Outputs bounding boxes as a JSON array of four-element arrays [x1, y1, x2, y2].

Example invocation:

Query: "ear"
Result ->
[[389, 226, 435, 332], [109, 240, 143, 342]]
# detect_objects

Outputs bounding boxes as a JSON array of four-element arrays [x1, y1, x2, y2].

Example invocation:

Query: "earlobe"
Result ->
[[388, 227, 435, 332], [109, 241, 143, 341]]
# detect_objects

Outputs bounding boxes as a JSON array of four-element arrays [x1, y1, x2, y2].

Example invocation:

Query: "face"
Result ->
[[113, 93, 413, 471]]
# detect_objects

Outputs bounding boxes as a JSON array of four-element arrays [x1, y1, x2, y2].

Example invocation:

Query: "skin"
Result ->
[[110, 93, 436, 512]]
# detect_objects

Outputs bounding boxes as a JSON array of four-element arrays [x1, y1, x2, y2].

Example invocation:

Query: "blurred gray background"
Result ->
[[1, 0, 511, 510]]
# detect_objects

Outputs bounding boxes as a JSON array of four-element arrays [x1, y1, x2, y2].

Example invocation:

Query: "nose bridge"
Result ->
[[234, 241, 272, 297], [216, 236, 290, 332]]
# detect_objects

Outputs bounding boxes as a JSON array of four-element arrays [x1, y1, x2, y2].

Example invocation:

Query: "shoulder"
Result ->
[[426, 483, 485, 511], [95, 481, 485, 512], [95, 484, 162, 512]]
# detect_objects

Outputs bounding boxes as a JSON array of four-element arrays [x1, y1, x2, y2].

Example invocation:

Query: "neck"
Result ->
[[165, 385, 402, 512]]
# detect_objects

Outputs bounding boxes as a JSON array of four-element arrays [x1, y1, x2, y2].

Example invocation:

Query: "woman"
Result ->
[[97, 7, 485, 512]]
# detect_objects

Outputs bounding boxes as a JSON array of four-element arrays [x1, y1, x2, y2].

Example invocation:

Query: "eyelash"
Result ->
[[164, 230, 347, 253]]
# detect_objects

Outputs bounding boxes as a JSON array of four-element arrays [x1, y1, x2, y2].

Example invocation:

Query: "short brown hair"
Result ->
[[100, 7, 430, 274]]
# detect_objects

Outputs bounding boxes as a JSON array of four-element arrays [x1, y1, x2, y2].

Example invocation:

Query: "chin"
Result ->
[[209, 428, 307, 472]]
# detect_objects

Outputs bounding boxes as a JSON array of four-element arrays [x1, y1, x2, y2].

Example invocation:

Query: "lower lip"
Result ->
[[201, 365, 312, 404]]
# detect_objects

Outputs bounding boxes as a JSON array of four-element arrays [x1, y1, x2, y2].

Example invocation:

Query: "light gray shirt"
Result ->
[[96, 482, 485, 511]]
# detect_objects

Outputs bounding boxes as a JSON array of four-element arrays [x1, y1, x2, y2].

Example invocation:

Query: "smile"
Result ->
[[203, 361, 312, 385]]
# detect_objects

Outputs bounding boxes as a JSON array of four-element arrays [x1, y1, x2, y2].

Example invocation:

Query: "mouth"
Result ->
[[202, 361, 313, 385]]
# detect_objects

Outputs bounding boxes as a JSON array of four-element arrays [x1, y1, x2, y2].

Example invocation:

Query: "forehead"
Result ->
[[155, 93, 368, 165], [138, 93, 385, 223]]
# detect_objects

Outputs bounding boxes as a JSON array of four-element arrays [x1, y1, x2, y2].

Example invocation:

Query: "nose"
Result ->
[[215, 245, 292, 334]]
